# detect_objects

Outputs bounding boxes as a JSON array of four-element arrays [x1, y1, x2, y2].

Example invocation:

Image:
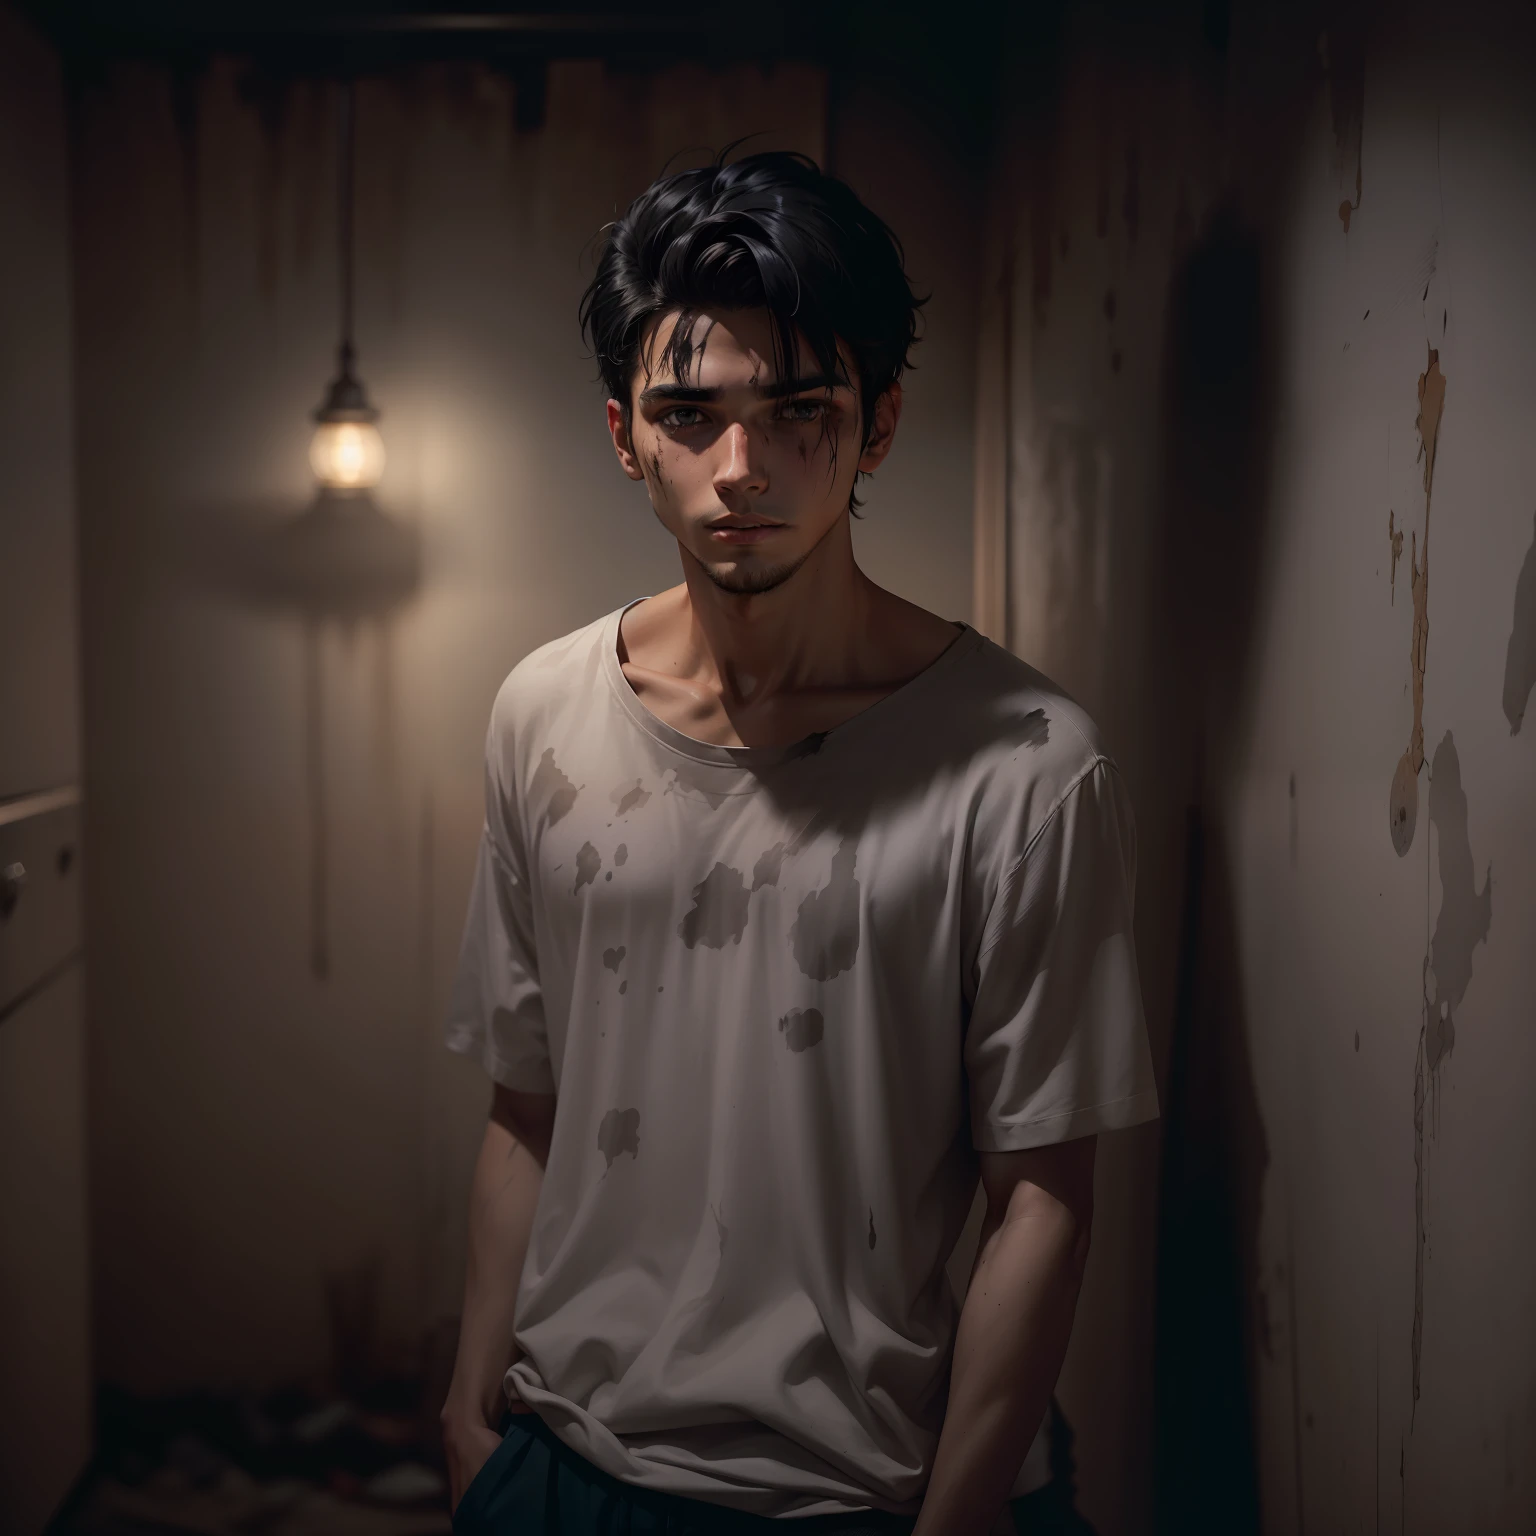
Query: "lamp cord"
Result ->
[[337, 77, 355, 370]]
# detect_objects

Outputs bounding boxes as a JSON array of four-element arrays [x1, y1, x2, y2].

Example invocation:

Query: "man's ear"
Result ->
[[856, 381, 903, 473], [607, 398, 646, 482]]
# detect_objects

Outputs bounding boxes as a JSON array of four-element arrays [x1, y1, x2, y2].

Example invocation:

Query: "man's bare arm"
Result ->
[[439, 1083, 556, 1508], [912, 1135, 1097, 1536]]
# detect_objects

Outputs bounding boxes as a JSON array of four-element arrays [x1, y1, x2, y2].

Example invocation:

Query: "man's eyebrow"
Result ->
[[637, 374, 852, 407], [758, 373, 851, 400], [637, 383, 721, 405]]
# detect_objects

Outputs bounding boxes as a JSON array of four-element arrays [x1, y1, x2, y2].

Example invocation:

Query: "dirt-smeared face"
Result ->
[[606, 306, 898, 596]]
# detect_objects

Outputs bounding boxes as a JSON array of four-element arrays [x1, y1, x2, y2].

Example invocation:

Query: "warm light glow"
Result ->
[[310, 420, 385, 490]]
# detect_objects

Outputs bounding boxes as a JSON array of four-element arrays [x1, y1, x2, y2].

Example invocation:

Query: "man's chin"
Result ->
[[698, 551, 810, 597]]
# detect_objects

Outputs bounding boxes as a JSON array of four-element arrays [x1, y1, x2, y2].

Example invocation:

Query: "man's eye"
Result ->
[[662, 407, 706, 428], [779, 400, 826, 423]]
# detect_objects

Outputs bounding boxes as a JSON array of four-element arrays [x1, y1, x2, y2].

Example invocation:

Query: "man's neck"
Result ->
[[616, 520, 961, 750], [674, 516, 879, 710]]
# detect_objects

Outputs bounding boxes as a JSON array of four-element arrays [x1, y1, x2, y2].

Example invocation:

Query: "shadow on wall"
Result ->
[[1152, 201, 1277, 1535], [195, 489, 423, 978]]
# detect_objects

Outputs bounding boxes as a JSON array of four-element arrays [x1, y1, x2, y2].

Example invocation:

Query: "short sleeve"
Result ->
[[443, 722, 557, 1096], [964, 759, 1159, 1151]]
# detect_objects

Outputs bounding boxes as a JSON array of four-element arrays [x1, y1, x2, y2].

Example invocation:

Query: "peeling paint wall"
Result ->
[[71, 56, 977, 1392], [986, 1, 1536, 1531]]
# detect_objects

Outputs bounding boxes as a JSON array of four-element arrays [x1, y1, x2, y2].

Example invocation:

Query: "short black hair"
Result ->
[[579, 148, 924, 453]]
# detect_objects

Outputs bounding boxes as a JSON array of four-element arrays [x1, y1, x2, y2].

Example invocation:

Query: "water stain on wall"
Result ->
[[597, 1107, 640, 1172], [790, 837, 861, 981], [1289, 771, 1299, 868], [1123, 139, 1141, 244], [531, 748, 580, 828], [1423, 732, 1492, 1072], [1389, 346, 1446, 857], [1321, 22, 1365, 232], [677, 863, 750, 949], [169, 61, 204, 295], [243, 70, 294, 301], [602, 946, 626, 973], [303, 622, 328, 980], [1501, 512, 1536, 733], [868, 1209, 877, 1250], [1388, 509, 1403, 603], [777, 1007, 825, 1052], [1412, 731, 1491, 1409], [614, 844, 629, 866]]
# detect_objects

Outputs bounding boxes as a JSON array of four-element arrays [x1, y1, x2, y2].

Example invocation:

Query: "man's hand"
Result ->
[[442, 1413, 504, 1515], [440, 1085, 555, 1512], [912, 1135, 1097, 1536], [442, 1385, 541, 1513]]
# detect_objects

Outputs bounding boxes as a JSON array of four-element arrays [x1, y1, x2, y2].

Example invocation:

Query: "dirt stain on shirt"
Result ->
[[1017, 707, 1051, 750], [574, 841, 601, 893], [611, 780, 651, 817], [678, 863, 750, 949], [790, 838, 861, 981], [777, 1007, 825, 1052], [752, 841, 787, 890], [598, 1107, 641, 1170], [531, 747, 580, 828]]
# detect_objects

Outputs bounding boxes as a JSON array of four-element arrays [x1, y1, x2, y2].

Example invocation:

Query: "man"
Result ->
[[439, 150, 1158, 1536]]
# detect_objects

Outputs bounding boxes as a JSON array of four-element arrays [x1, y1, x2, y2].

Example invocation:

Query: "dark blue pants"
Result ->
[[452, 1410, 1096, 1535]]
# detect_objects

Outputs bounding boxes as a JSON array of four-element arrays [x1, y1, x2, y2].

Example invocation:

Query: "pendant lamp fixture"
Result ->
[[310, 78, 384, 493]]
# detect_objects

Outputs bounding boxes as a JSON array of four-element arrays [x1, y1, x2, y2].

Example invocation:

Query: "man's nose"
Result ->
[[714, 420, 768, 501]]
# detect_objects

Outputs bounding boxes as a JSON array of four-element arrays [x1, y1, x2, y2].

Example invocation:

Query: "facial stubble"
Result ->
[[695, 504, 849, 597]]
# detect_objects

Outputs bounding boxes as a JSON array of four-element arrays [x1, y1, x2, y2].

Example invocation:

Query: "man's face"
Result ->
[[606, 307, 900, 596]]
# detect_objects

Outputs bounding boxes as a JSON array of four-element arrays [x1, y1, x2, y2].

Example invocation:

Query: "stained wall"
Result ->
[[984, 2, 1536, 1531]]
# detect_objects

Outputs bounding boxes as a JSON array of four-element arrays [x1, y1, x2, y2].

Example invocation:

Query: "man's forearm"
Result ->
[[912, 1203, 1090, 1536], [441, 1114, 544, 1429]]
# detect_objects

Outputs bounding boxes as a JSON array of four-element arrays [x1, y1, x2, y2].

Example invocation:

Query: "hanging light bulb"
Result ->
[[311, 79, 383, 495], [311, 349, 385, 491]]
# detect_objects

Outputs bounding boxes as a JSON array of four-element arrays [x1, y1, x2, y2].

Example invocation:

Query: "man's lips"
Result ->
[[706, 519, 784, 545]]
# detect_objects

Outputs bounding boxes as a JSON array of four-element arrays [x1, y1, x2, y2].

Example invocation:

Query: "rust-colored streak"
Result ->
[[1408, 347, 1447, 770], [1417, 344, 1446, 501], [1323, 24, 1365, 234], [1389, 346, 1447, 856]]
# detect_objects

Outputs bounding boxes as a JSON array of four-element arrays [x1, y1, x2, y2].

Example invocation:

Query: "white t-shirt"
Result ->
[[445, 600, 1159, 1518]]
